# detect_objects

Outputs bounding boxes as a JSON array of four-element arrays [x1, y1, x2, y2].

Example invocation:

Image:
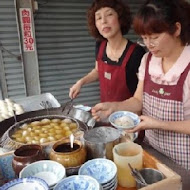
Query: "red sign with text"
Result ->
[[20, 8, 34, 52]]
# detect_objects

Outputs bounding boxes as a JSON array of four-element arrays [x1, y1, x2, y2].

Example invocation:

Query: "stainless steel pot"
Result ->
[[83, 126, 122, 160], [68, 108, 95, 128], [69, 108, 91, 123]]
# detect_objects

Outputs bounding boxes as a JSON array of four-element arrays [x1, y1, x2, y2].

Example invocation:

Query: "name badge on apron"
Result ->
[[104, 72, 111, 80]]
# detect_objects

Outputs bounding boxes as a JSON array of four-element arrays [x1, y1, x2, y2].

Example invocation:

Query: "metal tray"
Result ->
[[15, 93, 61, 112]]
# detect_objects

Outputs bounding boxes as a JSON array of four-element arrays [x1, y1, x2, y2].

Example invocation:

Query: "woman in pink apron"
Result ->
[[92, 0, 190, 169], [69, 0, 145, 102]]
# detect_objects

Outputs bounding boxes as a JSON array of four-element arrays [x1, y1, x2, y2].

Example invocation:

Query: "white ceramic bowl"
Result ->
[[78, 158, 117, 184], [109, 111, 140, 130], [54, 175, 100, 190], [19, 160, 66, 188], [1, 177, 49, 190]]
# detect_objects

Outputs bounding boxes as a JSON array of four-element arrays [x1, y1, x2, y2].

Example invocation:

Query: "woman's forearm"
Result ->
[[115, 97, 143, 114], [159, 120, 190, 135], [78, 68, 99, 86]]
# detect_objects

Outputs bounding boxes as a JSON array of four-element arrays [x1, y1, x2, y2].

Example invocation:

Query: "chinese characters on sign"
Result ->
[[20, 8, 34, 52]]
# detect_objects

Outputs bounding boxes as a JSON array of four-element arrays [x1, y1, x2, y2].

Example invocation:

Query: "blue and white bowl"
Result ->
[[109, 111, 140, 130], [19, 160, 66, 188], [1, 177, 48, 190], [54, 175, 100, 190], [78, 158, 117, 184]]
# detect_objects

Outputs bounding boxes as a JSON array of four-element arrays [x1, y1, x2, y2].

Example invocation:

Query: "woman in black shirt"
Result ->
[[69, 0, 145, 102]]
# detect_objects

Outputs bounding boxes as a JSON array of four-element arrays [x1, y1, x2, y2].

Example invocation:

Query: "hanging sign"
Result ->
[[20, 8, 34, 52]]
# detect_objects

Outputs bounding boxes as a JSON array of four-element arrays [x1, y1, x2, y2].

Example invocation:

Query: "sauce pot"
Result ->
[[49, 139, 87, 168], [12, 144, 45, 177]]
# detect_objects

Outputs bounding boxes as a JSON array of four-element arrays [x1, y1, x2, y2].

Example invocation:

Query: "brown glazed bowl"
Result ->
[[49, 139, 87, 168], [12, 144, 45, 177]]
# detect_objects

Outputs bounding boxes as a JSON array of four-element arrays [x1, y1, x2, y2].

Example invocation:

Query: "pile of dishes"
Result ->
[[1, 177, 49, 190], [79, 158, 118, 190], [19, 160, 66, 189]]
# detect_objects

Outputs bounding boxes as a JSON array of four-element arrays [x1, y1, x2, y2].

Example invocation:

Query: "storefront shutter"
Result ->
[[34, 0, 144, 106], [0, 0, 26, 99], [34, 0, 95, 105]]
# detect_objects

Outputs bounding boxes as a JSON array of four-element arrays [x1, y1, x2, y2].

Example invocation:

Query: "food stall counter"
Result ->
[[116, 141, 189, 190]]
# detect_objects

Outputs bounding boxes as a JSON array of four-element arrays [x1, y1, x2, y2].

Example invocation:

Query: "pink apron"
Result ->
[[97, 41, 136, 102], [143, 53, 190, 169]]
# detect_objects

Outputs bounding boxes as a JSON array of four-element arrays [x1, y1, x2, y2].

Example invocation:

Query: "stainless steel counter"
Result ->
[[141, 142, 190, 190]]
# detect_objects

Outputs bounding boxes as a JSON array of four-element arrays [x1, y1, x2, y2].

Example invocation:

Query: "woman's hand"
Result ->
[[69, 67, 99, 99], [127, 115, 162, 133], [91, 102, 118, 121], [69, 81, 83, 99]]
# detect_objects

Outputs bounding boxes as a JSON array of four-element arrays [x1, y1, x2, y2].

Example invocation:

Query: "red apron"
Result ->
[[143, 53, 190, 169], [97, 41, 136, 102]]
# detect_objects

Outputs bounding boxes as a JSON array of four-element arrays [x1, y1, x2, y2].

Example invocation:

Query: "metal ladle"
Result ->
[[87, 117, 96, 129], [128, 163, 147, 186], [69, 133, 74, 149], [62, 98, 74, 115], [13, 110, 17, 124]]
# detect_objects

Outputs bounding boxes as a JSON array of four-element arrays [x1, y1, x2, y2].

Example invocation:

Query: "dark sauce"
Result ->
[[54, 143, 80, 153]]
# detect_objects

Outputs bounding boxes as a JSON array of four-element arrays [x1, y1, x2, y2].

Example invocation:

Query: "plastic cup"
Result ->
[[112, 141, 143, 188]]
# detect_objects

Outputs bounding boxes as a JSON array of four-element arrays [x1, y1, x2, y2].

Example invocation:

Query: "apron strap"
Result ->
[[97, 40, 107, 60], [177, 62, 190, 86], [122, 43, 137, 68], [144, 52, 152, 80]]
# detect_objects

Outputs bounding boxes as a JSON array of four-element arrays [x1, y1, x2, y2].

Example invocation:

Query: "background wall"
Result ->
[[0, 0, 26, 99]]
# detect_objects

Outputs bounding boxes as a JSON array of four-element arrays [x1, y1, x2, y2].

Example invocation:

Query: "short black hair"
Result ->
[[133, 0, 190, 45]]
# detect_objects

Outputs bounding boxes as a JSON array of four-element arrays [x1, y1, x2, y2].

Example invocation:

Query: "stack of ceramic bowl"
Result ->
[[19, 160, 66, 189], [54, 175, 101, 190], [78, 158, 118, 190], [1, 177, 49, 190]]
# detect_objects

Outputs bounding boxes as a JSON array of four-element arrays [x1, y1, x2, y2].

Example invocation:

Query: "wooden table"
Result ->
[[117, 186, 135, 190]]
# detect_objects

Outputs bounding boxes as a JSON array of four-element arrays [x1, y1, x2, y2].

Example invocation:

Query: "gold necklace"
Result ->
[[107, 39, 127, 62]]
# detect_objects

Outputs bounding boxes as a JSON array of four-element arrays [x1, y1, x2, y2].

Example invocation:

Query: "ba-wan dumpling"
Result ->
[[114, 116, 134, 128]]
